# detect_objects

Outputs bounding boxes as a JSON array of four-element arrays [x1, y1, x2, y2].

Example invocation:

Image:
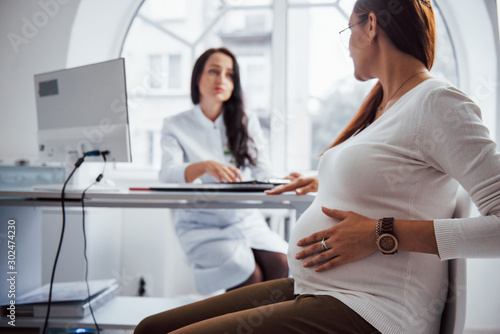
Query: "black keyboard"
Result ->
[[148, 181, 286, 193]]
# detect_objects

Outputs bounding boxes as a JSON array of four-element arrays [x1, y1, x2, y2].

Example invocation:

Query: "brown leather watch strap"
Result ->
[[380, 217, 395, 235]]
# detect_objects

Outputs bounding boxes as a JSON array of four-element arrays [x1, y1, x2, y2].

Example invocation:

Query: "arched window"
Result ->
[[121, 0, 457, 171]]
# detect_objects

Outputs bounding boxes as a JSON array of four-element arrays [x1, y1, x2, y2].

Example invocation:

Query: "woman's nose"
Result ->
[[218, 72, 229, 84]]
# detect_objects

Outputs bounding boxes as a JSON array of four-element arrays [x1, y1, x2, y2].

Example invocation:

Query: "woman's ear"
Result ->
[[367, 12, 378, 44]]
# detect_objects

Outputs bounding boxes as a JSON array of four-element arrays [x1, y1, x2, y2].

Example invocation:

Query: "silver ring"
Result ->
[[321, 238, 329, 251]]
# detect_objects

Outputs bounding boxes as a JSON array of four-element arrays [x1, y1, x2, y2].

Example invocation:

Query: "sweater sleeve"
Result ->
[[419, 85, 500, 259], [159, 119, 189, 183]]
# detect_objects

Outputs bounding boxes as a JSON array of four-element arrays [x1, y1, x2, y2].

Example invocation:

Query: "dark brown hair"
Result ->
[[327, 0, 436, 149], [191, 47, 256, 168]]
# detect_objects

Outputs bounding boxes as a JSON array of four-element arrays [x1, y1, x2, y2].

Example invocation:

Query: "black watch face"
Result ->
[[379, 235, 397, 253]]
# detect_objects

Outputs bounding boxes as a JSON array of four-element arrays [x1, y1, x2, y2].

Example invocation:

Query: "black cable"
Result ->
[[80, 184, 98, 333], [80, 157, 107, 334], [42, 156, 85, 334], [42, 150, 109, 334]]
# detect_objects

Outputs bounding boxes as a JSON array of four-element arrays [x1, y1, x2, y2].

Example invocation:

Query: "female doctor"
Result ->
[[159, 47, 289, 294]]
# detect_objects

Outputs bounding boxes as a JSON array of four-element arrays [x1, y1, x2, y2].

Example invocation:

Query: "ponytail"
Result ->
[[325, 0, 435, 150]]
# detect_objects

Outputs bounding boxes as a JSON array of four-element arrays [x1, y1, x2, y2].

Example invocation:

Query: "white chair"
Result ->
[[439, 186, 471, 334]]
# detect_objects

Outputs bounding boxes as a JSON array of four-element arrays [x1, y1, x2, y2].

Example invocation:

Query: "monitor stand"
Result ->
[[33, 157, 126, 193], [32, 164, 123, 193]]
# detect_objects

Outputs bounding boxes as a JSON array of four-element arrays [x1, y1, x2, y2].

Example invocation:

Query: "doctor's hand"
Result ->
[[265, 173, 318, 195], [203, 160, 242, 183], [295, 208, 378, 272]]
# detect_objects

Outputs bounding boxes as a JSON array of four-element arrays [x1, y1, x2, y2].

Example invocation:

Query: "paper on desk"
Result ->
[[16, 279, 118, 304]]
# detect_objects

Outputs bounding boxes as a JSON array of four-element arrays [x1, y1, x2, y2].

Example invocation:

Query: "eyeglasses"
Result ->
[[339, 17, 368, 49]]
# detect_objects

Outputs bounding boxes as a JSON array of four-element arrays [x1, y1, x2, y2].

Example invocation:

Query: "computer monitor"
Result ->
[[34, 58, 132, 168]]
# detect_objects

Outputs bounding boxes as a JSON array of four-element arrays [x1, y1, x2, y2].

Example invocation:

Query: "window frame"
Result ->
[[70, 0, 475, 182]]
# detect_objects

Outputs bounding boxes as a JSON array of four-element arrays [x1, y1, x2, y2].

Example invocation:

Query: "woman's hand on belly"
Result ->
[[295, 207, 378, 272]]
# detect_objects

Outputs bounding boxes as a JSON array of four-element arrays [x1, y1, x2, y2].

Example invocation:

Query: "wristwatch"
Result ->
[[376, 217, 398, 254]]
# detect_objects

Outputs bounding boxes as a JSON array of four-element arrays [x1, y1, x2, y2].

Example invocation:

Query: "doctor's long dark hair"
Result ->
[[191, 47, 256, 168]]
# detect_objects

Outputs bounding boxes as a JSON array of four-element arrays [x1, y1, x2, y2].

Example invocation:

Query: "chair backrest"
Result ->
[[439, 186, 471, 334]]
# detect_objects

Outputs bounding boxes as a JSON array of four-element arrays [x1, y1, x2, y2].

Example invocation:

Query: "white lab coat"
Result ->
[[159, 105, 288, 294]]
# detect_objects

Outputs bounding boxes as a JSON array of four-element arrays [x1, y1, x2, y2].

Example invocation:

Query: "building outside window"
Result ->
[[120, 0, 457, 174]]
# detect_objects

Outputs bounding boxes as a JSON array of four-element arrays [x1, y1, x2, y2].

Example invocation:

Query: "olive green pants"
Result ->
[[134, 278, 380, 334]]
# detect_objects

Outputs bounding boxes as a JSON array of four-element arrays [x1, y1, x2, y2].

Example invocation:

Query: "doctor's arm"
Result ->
[[160, 122, 242, 183], [159, 129, 190, 183], [185, 161, 242, 183]]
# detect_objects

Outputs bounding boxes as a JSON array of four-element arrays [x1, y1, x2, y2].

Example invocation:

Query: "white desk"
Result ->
[[0, 187, 315, 332], [5, 296, 204, 331], [0, 188, 314, 214]]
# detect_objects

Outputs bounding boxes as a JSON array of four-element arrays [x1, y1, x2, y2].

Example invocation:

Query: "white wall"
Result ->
[[119, 208, 198, 298], [0, 0, 198, 301], [41, 207, 122, 285], [66, 0, 142, 67], [0, 0, 80, 163]]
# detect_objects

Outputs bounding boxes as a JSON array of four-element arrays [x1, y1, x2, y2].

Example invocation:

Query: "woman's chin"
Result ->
[[353, 72, 364, 81], [213, 94, 231, 103], [353, 71, 371, 82]]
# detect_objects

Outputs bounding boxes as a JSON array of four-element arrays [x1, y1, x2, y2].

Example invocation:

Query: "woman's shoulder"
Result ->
[[408, 78, 478, 116], [422, 78, 477, 108], [164, 107, 198, 122], [417, 78, 471, 102], [411, 77, 450, 95], [417, 78, 483, 125], [161, 107, 199, 135], [164, 107, 200, 125]]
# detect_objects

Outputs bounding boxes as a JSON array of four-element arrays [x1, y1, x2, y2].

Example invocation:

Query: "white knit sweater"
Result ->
[[287, 78, 500, 333]]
